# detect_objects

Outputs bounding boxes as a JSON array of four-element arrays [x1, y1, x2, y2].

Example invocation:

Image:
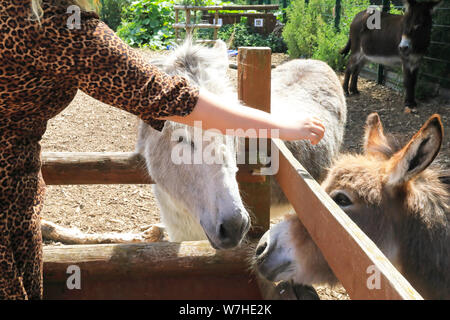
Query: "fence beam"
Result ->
[[237, 47, 272, 236], [272, 139, 423, 300], [41, 152, 265, 185], [43, 241, 262, 300]]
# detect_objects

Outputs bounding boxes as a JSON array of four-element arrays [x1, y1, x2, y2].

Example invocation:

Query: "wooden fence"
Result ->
[[42, 47, 422, 300]]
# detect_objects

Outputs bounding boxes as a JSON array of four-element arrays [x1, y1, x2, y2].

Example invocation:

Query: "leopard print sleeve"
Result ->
[[37, 3, 199, 131]]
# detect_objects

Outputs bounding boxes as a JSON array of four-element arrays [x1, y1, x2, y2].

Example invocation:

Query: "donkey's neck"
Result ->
[[399, 175, 449, 299]]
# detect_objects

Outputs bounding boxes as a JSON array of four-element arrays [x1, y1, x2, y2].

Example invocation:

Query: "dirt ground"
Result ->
[[40, 49, 448, 300]]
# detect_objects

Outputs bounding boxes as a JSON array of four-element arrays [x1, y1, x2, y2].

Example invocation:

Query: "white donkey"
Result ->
[[136, 40, 347, 250]]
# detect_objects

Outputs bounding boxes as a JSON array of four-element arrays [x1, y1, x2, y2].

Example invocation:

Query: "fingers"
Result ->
[[307, 119, 325, 145], [311, 118, 325, 130], [308, 132, 322, 145]]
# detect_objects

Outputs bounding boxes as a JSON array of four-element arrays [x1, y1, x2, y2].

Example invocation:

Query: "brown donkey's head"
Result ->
[[323, 113, 445, 256], [255, 113, 448, 299], [321, 113, 448, 298], [399, 0, 442, 56]]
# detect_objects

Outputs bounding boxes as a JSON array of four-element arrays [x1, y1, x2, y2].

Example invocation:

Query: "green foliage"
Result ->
[[282, 0, 370, 70], [99, 0, 131, 31], [117, 0, 176, 49], [196, 23, 287, 53]]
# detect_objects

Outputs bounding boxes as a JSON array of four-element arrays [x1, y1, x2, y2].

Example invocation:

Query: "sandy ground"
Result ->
[[40, 48, 448, 300]]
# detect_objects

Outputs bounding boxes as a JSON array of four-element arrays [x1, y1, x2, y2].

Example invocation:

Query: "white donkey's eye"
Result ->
[[176, 136, 195, 149]]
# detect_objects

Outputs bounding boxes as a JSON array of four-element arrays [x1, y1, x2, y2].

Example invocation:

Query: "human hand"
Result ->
[[278, 116, 325, 144]]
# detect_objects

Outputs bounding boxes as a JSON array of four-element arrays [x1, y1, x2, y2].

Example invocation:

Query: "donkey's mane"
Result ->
[[152, 40, 233, 97]]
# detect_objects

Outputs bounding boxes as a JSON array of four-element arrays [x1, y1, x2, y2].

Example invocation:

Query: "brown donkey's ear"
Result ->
[[364, 113, 392, 159], [387, 114, 444, 186]]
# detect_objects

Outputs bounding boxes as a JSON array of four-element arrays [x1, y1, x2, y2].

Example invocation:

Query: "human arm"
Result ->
[[163, 90, 325, 144], [37, 5, 324, 143]]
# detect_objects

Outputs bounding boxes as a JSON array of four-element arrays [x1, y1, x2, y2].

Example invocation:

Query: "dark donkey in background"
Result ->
[[341, 0, 442, 107]]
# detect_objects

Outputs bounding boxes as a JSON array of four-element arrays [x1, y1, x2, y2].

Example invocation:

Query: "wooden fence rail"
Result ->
[[41, 152, 265, 185], [43, 241, 263, 300]]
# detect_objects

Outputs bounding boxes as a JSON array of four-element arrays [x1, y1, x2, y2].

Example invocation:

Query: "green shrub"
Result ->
[[283, 0, 370, 70], [117, 0, 176, 49], [99, 0, 131, 31], [197, 23, 287, 53]]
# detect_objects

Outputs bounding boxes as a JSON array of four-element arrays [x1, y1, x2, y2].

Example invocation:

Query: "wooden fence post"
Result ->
[[237, 47, 272, 236]]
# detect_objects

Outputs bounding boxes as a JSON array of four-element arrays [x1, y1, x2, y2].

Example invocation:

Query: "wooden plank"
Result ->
[[214, 9, 219, 40], [175, 9, 179, 40], [272, 139, 423, 300], [43, 241, 262, 300], [185, 9, 191, 34], [206, 12, 275, 17], [237, 47, 272, 235], [222, 5, 279, 11], [174, 5, 223, 10], [41, 152, 265, 185], [173, 23, 221, 29], [173, 5, 279, 11], [41, 152, 151, 185]]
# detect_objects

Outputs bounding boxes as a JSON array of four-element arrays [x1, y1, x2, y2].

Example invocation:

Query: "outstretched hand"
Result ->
[[277, 116, 325, 144], [164, 90, 325, 144]]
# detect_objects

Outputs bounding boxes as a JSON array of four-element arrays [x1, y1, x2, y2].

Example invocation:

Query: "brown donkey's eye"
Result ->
[[333, 192, 353, 207]]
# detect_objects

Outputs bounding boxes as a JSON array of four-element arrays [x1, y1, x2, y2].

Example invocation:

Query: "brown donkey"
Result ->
[[341, 0, 442, 107], [255, 113, 449, 299]]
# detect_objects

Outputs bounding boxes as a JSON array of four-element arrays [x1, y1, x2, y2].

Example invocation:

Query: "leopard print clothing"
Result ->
[[0, 0, 199, 299]]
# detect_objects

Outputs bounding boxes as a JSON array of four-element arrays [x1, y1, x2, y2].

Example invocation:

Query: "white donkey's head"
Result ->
[[137, 40, 250, 249]]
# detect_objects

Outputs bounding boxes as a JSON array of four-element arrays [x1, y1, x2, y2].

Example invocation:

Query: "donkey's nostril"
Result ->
[[255, 241, 267, 257], [219, 223, 228, 240]]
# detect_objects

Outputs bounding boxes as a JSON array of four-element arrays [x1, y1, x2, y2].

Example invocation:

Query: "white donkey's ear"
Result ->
[[213, 39, 227, 50], [213, 39, 228, 57], [212, 39, 229, 70], [387, 115, 443, 186]]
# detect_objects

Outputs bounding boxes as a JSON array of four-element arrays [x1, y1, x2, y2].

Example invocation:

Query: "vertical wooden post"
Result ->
[[237, 47, 272, 236], [175, 9, 179, 41], [186, 9, 191, 36], [214, 9, 219, 40]]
